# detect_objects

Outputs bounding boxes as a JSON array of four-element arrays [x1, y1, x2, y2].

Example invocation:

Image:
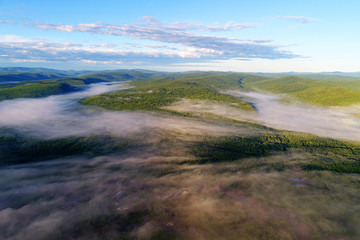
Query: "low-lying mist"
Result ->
[[1, 143, 359, 240], [233, 91, 360, 141], [1, 83, 360, 239], [166, 91, 360, 142], [0, 83, 244, 139]]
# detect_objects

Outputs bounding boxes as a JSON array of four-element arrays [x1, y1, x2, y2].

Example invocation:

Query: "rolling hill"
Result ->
[[0, 70, 167, 101], [80, 73, 266, 111], [242, 76, 360, 106]]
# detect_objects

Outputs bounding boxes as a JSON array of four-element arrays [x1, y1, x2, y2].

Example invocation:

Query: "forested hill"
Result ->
[[241, 76, 360, 106], [81, 73, 267, 111], [0, 70, 167, 101], [2, 68, 360, 107]]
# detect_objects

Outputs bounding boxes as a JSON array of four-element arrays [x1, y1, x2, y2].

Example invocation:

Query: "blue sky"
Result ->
[[0, 0, 359, 72]]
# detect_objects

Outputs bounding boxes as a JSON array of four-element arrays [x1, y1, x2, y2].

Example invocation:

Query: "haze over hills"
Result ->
[[2, 67, 360, 107], [1, 0, 360, 238], [0, 67, 360, 239]]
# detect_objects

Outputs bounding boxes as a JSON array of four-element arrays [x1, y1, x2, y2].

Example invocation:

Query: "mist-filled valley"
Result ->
[[1, 70, 360, 240]]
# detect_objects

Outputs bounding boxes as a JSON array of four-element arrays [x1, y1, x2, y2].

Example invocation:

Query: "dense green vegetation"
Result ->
[[81, 73, 264, 111], [0, 82, 78, 101], [191, 130, 360, 173], [3, 69, 360, 107], [0, 76, 102, 101], [242, 76, 360, 106], [256, 72, 360, 81], [297, 74, 360, 82], [2, 68, 360, 240], [132, 72, 267, 89], [80, 71, 360, 108], [0, 69, 171, 101], [292, 86, 360, 106], [0, 72, 73, 83], [330, 80, 360, 91], [0, 74, 98, 101], [77, 69, 167, 82]]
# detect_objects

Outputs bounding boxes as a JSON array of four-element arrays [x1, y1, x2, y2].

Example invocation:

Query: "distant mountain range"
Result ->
[[1, 67, 360, 82], [0, 67, 94, 83]]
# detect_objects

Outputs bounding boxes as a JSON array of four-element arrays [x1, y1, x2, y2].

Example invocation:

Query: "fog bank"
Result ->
[[166, 91, 360, 142], [0, 83, 243, 139], [234, 91, 360, 141], [1, 83, 360, 239]]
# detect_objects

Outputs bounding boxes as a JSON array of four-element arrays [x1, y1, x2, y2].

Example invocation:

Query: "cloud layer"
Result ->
[[0, 17, 298, 66]]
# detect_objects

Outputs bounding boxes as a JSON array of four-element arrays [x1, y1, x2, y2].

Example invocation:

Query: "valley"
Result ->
[[0, 69, 360, 240]]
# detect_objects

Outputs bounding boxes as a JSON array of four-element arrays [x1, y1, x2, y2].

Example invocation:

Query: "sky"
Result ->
[[0, 0, 359, 72]]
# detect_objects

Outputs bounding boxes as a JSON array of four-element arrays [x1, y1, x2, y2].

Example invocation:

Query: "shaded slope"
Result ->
[[0, 68, 92, 83]]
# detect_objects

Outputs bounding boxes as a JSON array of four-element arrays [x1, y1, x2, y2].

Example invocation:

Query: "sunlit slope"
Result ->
[[0, 70, 166, 101], [81, 73, 266, 111], [0, 77, 92, 101], [330, 80, 360, 91], [243, 76, 360, 106], [0, 81, 78, 101], [297, 74, 360, 81]]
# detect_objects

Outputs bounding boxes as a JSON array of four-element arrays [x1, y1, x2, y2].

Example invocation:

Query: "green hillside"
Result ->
[[243, 76, 360, 106], [0, 77, 91, 101], [81, 73, 265, 111], [3, 70, 360, 107], [292, 86, 360, 106], [0, 68, 92, 83], [0, 70, 166, 101], [297, 74, 360, 81], [0, 82, 77, 101], [2, 70, 360, 240], [330, 80, 360, 91], [76, 69, 168, 82]]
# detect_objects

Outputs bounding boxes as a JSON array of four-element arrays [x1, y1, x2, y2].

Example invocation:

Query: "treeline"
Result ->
[[191, 131, 360, 173]]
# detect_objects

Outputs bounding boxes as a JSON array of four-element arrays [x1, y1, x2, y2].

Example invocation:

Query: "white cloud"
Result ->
[[0, 17, 299, 65], [29, 18, 294, 59], [0, 35, 228, 65]]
